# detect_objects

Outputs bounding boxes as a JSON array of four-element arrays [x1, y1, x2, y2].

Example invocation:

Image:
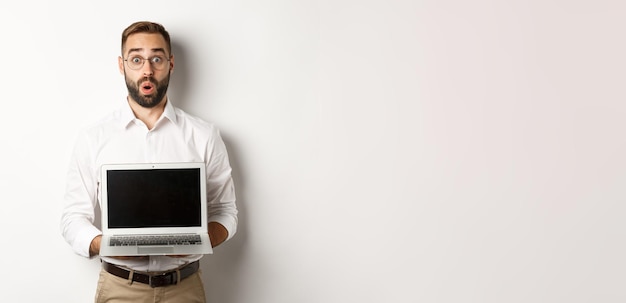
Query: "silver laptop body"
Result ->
[[99, 162, 213, 256]]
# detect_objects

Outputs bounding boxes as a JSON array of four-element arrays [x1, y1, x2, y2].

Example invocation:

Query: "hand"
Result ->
[[90, 235, 150, 259], [112, 255, 187, 260], [89, 235, 102, 257], [208, 222, 228, 247], [90, 235, 190, 259], [111, 256, 149, 260]]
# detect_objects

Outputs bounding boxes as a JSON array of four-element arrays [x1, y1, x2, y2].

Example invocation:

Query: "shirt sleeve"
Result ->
[[59, 131, 102, 258], [205, 128, 238, 242]]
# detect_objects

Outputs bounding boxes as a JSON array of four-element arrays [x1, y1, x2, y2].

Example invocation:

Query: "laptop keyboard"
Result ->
[[109, 234, 202, 246]]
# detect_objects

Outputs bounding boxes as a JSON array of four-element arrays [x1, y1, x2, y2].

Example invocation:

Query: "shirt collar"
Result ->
[[119, 97, 178, 129], [161, 98, 178, 125]]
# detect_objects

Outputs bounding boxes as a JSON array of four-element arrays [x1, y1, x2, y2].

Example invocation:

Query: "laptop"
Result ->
[[99, 162, 213, 256]]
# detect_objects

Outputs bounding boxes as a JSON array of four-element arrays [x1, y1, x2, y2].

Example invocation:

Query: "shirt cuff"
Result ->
[[73, 222, 103, 258]]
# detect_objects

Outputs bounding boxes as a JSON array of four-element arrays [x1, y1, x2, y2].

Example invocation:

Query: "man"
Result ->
[[60, 21, 238, 303]]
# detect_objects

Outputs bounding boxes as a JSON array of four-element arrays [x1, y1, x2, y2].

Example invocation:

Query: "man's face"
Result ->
[[118, 33, 174, 108]]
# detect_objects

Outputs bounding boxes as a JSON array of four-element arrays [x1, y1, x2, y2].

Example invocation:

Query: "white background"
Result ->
[[1, 1, 625, 302]]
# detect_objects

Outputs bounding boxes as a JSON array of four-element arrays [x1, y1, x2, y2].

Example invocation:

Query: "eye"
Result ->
[[130, 57, 142, 64], [151, 56, 164, 64]]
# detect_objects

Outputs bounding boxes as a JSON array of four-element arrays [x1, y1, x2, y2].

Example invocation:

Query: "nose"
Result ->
[[140, 59, 154, 76]]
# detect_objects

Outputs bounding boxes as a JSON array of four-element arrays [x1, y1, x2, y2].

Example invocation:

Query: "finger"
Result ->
[[111, 256, 149, 260], [167, 255, 190, 258]]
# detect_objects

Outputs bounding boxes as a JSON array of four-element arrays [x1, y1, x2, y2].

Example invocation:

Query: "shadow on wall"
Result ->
[[168, 40, 192, 110], [169, 40, 248, 302], [202, 136, 248, 303]]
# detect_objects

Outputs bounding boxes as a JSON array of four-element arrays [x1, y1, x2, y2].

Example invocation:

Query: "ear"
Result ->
[[118, 56, 125, 75], [169, 55, 175, 74]]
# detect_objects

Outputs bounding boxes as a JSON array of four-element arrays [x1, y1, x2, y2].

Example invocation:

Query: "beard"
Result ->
[[125, 73, 170, 108]]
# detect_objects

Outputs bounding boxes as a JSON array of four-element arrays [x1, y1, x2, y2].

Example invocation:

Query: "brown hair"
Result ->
[[121, 21, 171, 55]]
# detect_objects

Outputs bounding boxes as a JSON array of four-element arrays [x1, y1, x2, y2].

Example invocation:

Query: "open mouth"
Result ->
[[140, 81, 155, 94]]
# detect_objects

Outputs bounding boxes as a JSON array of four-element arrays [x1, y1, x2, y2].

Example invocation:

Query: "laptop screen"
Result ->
[[106, 168, 202, 228]]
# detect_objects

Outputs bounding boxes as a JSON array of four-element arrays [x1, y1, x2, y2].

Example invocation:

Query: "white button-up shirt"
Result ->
[[60, 98, 238, 271]]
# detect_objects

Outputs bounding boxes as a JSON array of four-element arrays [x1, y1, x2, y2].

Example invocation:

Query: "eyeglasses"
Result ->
[[124, 55, 170, 70]]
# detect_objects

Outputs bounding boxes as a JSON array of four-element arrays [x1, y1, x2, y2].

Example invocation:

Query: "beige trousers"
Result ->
[[94, 268, 206, 303]]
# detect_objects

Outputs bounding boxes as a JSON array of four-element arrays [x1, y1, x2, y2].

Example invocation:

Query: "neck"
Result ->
[[128, 97, 167, 130]]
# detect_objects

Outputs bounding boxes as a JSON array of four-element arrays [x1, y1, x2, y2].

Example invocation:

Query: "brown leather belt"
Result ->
[[102, 260, 199, 288]]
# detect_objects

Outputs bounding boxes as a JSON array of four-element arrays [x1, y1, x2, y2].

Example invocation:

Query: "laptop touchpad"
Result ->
[[138, 247, 175, 254]]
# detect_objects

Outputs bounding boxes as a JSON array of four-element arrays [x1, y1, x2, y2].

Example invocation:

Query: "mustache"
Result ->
[[137, 77, 157, 86]]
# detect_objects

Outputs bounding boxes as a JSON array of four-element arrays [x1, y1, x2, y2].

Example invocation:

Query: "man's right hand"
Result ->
[[90, 235, 148, 260]]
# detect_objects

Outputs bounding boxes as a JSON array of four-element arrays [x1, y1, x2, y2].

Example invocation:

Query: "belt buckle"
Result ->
[[149, 273, 163, 288], [148, 274, 157, 288], [148, 272, 175, 288]]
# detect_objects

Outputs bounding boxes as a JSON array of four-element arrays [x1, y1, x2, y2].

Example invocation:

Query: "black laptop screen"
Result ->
[[106, 168, 202, 228]]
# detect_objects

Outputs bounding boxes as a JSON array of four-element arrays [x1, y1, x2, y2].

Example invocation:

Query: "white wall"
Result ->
[[2, 0, 625, 302]]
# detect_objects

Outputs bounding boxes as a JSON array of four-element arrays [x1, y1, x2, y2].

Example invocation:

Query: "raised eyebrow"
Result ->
[[126, 48, 168, 57]]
